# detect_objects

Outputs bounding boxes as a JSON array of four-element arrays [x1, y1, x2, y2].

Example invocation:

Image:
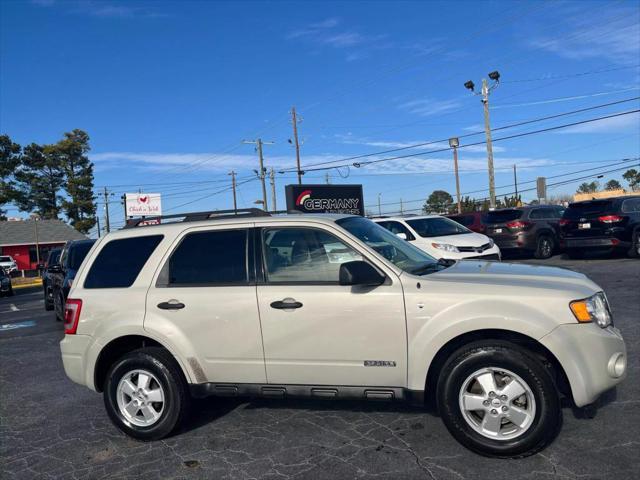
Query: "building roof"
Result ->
[[0, 219, 87, 247]]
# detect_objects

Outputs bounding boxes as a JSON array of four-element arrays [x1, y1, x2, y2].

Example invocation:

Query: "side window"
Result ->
[[377, 221, 415, 240], [166, 229, 248, 286], [529, 209, 544, 219], [85, 235, 163, 288], [263, 228, 362, 283], [622, 198, 640, 213]]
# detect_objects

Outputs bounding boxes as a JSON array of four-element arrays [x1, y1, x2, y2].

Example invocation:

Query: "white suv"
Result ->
[[60, 209, 626, 457], [0, 255, 18, 273], [373, 215, 501, 260]]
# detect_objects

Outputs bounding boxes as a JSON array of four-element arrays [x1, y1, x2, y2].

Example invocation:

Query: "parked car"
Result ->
[[483, 205, 565, 259], [51, 239, 95, 321], [0, 268, 13, 297], [446, 211, 487, 233], [0, 255, 18, 274], [42, 248, 62, 311], [373, 215, 501, 260], [60, 209, 626, 458], [560, 195, 640, 258]]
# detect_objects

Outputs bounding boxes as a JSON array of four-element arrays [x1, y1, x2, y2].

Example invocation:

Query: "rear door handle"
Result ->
[[157, 300, 185, 310], [270, 299, 303, 310]]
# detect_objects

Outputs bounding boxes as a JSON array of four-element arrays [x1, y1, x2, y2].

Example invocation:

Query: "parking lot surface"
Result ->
[[1, 255, 639, 480]]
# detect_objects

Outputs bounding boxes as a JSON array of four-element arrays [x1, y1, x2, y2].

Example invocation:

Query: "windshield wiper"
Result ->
[[410, 262, 443, 275]]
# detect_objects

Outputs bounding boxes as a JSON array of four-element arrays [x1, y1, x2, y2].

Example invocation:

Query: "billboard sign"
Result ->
[[125, 193, 162, 217], [285, 184, 364, 216]]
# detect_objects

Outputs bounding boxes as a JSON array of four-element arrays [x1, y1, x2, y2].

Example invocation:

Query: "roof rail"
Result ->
[[123, 208, 270, 228]]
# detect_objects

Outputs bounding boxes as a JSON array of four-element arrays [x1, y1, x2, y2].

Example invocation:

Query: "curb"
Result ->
[[12, 280, 43, 289]]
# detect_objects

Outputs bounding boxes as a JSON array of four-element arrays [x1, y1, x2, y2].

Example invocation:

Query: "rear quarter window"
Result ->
[[84, 235, 164, 288], [621, 198, 640, 213]]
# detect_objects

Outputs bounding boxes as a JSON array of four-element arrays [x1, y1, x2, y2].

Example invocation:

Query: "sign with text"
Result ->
[[285, 184, 364, 216], [125, 193, 162, 217]]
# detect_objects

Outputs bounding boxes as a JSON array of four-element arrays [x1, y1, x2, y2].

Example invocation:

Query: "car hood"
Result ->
[[424, 260, 599, 297], [417, 231, 490, 247]]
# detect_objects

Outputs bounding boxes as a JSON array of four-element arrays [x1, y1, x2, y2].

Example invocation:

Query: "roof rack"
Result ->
[[123, 208, 271, 228]]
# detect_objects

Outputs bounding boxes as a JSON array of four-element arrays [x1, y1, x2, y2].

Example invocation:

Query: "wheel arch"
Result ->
[[423, 329, 571, 407], [93, 335, 191, 393]]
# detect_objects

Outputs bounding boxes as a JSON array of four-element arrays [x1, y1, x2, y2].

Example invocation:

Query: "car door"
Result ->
[[256, 222, 407, 387], [144, 225, 266, 384]]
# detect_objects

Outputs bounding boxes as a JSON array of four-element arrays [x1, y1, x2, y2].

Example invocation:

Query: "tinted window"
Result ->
[[377, 221, 415, 240], [529, 208, 556, 219], [169, 230, 248, 285], [564, 200, 613, 219], [0, 256, 11, 262], [448, 215, 473, 226], [406, 217, 469, 237], [263, 228, 362, 283], [485, 210, 523, 223], [47, 250, 61, 265], [85, 236, 163, 288], [622, 198, 640, 213], [67, 241, 95, 270]]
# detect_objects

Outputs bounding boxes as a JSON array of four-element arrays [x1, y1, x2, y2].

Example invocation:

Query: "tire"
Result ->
[[534, 235, 554, 259], [44, 289, 54, 310], [55, 293, 64, 321], [103, 347, 190, 441], [8, 286, 13, 297], [436, 340, 562, 458], [566, 248, 584, 259], [628, 229, 640, 258]]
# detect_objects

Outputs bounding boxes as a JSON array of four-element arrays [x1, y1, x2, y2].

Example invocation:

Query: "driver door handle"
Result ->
[[157, 300, 185, 310], [270, 299, 303, 310]]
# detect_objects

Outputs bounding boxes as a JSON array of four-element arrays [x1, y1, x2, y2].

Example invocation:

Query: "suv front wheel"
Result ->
[[104, 347, 190, 440], [436, 341, 561, 458]]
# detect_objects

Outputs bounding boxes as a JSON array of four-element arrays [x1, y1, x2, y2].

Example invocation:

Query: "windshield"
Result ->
[[406, 217, 470, 237], [564, 200, 613, 218], [68, 241, 94, 270], [485, 209, 522, 224], [0, 256, 12, 262], [336, 216, 443, 274]]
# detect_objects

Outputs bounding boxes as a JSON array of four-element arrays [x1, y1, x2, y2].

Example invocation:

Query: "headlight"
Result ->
[[431, 242, 459, 253], [570, 292, 612, 328]]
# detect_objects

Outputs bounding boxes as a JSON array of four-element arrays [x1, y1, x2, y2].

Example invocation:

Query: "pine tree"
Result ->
[[14, 143, 65, 219], [0, 134, 22, 220], [58, 129, 96, 234]]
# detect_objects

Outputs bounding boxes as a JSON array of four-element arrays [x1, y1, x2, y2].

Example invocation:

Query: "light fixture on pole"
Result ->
[[449, 137, 462, 214]]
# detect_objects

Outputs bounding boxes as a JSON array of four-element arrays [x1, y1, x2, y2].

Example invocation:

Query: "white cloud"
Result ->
[[32, 0, 164, 18], [335, 134, 506, 153], [557, 111, 640, 134], [398, 98, 463, 117]]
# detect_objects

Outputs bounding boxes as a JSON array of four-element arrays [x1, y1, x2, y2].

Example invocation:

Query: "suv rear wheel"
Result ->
[[534, 235, 554, 259], [629, 229, 640, 258], [436, 341, 561, 458], [103, 347, 190, 441]]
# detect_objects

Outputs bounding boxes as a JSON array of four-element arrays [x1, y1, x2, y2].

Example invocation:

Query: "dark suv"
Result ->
[[483, 205, 565, 259], [51, 239, 95, 321], [560, 196, 640, 258], [42, 248, 62, 311], [445, 212, 486, 233]]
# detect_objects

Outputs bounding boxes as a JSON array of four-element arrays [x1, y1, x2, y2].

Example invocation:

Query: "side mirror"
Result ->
[[339, 261, 385, 286], [48, 264, 62, 273], [37, 263, 45, 271], [396, 232, 408, 240]]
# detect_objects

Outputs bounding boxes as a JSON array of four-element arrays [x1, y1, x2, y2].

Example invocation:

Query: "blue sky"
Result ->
[[1, 0, 639, 230]]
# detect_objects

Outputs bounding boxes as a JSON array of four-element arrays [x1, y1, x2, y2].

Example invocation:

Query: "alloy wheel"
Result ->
[[116, 369, 165, 427]]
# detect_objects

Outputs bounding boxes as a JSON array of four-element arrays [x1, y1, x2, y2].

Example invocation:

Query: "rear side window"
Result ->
[[84, 235, 163, 289], [484, 210, 522, 223], [621, 198, 640, 213], [167, 230, 248, 285], [448, 215, 472, 226], [564, 200, 613, 219]]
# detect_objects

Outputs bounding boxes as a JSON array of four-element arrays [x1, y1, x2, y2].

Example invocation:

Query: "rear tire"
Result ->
[[534, 235, 554, 259], [103, 347, 190, 441], [44, 289, 54, 310], [436, 340, 562, 458], [628, 229, 640, 258]]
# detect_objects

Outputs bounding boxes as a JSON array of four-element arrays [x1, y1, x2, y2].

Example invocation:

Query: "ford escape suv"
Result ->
[[60, 209, 626, 458]]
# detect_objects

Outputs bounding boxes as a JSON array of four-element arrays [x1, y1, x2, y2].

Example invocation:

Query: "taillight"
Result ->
[[506, 220, 532, 229], [598, 215, 623, 223], [559, 219, 571, 226], [64, 298, 82, 334]]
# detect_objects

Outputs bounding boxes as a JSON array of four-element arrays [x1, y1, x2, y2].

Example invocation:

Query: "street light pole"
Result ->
[[481, 78, 497, 209], [449, 137, 462, 214]]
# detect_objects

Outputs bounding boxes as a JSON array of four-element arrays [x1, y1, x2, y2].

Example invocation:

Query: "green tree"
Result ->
[[503, 194, 522, 207], [14, 143, 65, 219], [460, 196, 478, 213], [622, 169, 640, 191], [0, 134, 22, 220], [58, 129, 96, 233], [576, 181, 599, 194], [604, 179, 622, 191], [423, 190, 453, 213]]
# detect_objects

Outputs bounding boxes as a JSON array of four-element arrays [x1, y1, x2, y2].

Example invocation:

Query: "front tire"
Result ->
[[103, 347, 190, 441], [44, 288, 54, 310], [436, 341, 561, 458]]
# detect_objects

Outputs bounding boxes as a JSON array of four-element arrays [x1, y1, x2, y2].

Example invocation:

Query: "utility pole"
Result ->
[[325, 172, 330, 184], [291, 107, 302, 184], [400, 198, 404, 215], [33, 217, 40, 270], [269, 167, 277, 212], [103, 186, 111, 233], [377, 193, 382, 216], [229, 171, 238, 213], [243, 138, 273, 211], [449, 137, 462, 214], [481, 78, 496, 209], [96, 216, 101, 238], [513, 164, 519, 205]]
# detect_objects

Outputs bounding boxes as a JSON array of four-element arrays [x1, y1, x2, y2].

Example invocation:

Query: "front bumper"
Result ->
[[540, 323, 626, 407], [442, 245, 502, 261], [60, 334, 92, 387]]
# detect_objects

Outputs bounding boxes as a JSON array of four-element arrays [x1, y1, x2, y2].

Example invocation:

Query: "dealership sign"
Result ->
[[285, 184, 364, 216], [125, 193, 162, 217]]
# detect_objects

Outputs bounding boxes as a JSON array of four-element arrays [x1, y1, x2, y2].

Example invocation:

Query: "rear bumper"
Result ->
[[540, 324, 626, 407], [563, 237, 630, 249], [60, 334, 91, 388]]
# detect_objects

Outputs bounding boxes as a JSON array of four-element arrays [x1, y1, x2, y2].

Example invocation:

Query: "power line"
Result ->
[[502, 64, 640, 83], [164, 178, 257, 213]]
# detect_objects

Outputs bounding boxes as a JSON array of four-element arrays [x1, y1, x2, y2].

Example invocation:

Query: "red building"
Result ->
[[0, 219, 87, 271]]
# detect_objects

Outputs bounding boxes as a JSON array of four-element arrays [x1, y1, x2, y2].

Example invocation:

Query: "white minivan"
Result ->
[[373, 215, 501, 260]]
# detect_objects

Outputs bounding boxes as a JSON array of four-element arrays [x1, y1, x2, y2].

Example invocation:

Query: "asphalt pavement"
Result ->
[[1, 256, 639, 480]]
